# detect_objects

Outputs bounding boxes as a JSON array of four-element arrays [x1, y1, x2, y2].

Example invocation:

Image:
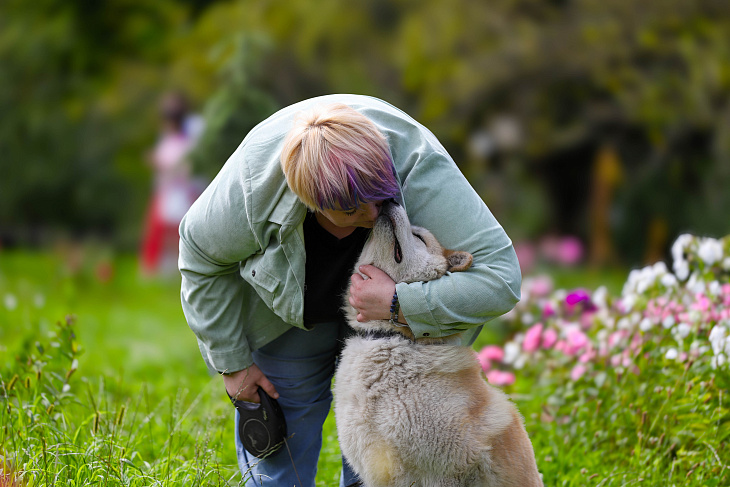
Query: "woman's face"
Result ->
[[318, 201, 384, 229]]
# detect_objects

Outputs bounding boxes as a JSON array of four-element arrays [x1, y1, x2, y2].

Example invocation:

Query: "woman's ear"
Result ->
[[444, 249, 473, 272]]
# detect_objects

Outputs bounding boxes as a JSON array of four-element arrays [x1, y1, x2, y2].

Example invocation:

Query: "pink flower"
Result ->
[[578, 348, 596, 363], [523, 323, 543, 353], [541, 236, 584, 266], [477, 346, 504, 371], [722, 284, 730, 296], [610, 354, 622, 367], [557, 236, 584, 266], [541, 328, 558, 349], [630, 333, 643, 351], [621, 353, 632, 368], [566, 290, 591, 306], [514, 242, 537, 274], [692, 294, 711, 312], [608, 331, 626, 349], [566, 289, 597, 314], [566, 328, 589, 355], [480, 345, 504, 362], [486, 370, 516, 386], [529, 276, 553, 298], [543, 301, 556, 318], [570, 364, 587, 381], [579, 311, 595, 329]]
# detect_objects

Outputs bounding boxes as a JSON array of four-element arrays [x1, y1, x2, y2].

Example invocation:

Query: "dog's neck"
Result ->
[[355, 321, 463, 346]]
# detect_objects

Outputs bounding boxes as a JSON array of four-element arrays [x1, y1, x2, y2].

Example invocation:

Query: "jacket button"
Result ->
[[251, 270, 256, 277]]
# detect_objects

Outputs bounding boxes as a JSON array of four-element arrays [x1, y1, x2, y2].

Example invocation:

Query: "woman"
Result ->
[[178, 94, 521, 486]]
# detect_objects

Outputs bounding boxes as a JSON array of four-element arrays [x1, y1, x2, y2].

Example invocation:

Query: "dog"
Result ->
[[334, 200, 542, 487]]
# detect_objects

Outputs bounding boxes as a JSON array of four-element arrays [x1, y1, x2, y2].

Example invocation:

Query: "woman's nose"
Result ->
[[366, 202, 381, 220]]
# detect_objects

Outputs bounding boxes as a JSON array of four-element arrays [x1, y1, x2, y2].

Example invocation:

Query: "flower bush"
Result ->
[[478, 234, 730, 484], [482, 234, 730, 385]]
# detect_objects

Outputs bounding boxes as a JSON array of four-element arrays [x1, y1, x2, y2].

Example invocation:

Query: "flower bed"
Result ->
[[478, 235, 730, 484]]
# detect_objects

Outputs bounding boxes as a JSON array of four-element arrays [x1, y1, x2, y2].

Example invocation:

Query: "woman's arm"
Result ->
[[178, 163, 261, 375], [396, 152, 521, 339]]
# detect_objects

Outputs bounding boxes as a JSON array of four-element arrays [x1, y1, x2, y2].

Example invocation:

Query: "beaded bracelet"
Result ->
[[389, 291, 400, 324]]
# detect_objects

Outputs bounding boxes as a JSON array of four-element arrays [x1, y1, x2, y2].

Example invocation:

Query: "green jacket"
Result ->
[[179, 94, 521, 374]]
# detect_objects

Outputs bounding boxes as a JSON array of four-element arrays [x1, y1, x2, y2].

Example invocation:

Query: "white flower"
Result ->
[[521, 312, 535, 325], [674, 261, 689, 281], [3, 293, 17, 311], [513, 355, 527, 370], [661, 274, 678, 288], [671, 234, 693, 263], [712, 354, 727, 369], [652, 261, 668, 275], [592, 286, 608, 310], [503, 341, 521, 365], [708, 281, 722, 297], [698, 238, 723, 266], [602, 315, 616, 329], [622, 295, 636, 312], [636, 274, 652, 294], [709, 325, 728, 355], [688, 310, 703, 324], [675, 323, 692, 339], [639, 318, 653, 332], [662, 316, 676, 329], [686, 273, 706, 295], [665, 348, 679, 360], [617, 317, 631, 330], [723, 257, 730, 271], [629, 312, 642, 326]]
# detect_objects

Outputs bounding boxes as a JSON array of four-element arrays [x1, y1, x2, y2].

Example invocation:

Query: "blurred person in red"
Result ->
[[140, 91, 203, 276]]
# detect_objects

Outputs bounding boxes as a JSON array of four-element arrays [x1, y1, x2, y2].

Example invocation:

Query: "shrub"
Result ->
[[479, 235, 730, 484]]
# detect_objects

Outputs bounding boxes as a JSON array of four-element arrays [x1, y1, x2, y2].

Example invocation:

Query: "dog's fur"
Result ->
[[334, 201, 542, 487]]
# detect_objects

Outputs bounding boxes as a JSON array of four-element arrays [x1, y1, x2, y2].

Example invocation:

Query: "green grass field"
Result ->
[[1, 249, 727, 486]]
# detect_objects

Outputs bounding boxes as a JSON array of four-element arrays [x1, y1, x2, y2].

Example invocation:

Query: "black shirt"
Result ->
[[303, 211, 370, 326]]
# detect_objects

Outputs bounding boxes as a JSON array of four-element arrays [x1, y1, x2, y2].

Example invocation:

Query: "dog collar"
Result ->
[[359, 329, 411, 341]]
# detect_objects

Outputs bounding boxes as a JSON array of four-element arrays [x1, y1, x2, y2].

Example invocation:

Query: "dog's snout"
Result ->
[[379, 198, 400, 216]]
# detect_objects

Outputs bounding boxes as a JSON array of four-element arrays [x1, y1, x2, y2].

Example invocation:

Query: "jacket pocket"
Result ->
[[241, 253, 282, 308]]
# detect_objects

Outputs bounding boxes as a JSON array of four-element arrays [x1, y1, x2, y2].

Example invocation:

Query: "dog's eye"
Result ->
[[413, 233, 426, 245]]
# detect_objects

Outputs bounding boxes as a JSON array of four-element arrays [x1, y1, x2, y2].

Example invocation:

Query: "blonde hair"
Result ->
[[280, 103, 399, 211]]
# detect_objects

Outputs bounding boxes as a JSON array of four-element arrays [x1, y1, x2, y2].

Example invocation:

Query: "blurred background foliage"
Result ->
[[1, 0, 729, 266]]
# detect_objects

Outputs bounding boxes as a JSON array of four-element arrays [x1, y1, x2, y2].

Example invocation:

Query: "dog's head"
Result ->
[[357, 200, 472, 283], [348, 200, 473, 338]]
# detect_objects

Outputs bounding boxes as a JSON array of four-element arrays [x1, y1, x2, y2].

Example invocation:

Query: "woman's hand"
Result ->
[[349, 265, 406, 323], [223, 364, 279, 403]]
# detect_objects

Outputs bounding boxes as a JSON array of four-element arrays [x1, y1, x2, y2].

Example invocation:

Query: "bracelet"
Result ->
[[389, 291, 400, 325]]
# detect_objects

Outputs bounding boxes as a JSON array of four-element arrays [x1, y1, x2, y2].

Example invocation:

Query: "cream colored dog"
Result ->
[[334, 201, 542, 487]]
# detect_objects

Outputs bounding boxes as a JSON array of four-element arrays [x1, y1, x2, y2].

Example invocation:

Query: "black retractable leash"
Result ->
[[230, 387, 304, 486], [231, 387, 287, 458]]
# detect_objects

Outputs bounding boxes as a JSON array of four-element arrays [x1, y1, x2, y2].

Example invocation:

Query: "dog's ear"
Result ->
[[444, 249, 473, 272]]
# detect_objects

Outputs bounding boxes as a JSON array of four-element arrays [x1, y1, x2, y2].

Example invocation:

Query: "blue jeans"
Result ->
[[235, 321, 360, 487]]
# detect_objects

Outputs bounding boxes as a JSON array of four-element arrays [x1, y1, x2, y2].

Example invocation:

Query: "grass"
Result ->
[[1, 249, 240, 486], [1, 248, 727, 486], [0, 248, 351, 486]]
